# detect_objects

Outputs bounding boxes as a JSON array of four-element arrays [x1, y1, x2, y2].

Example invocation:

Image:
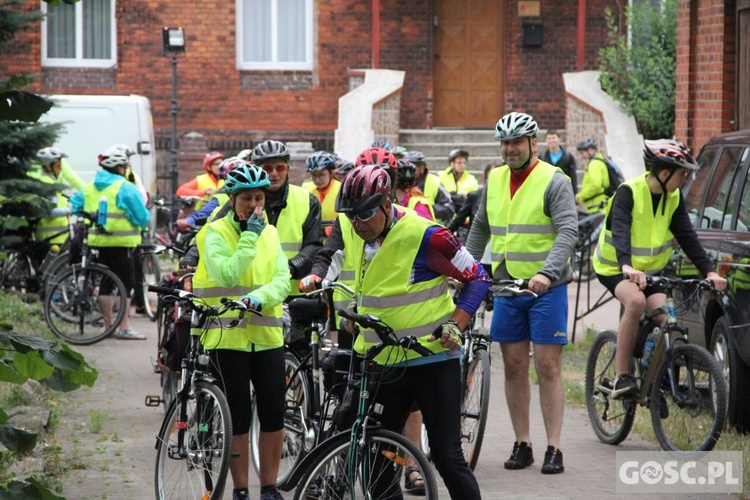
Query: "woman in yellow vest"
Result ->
[[192, 162, 290, 500], [336, 164, 489, 499], [394, 158, 435, 220], [301, 151, 341, 237], [593, 139, 726, 400], [176, 151, 225, 209]]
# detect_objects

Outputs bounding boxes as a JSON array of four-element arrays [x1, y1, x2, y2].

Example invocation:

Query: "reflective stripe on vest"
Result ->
[[351, 212, 455, 365], [30, 170, 70, 244], [593, 173, 679, 276], [422, 173, 441, 204], [487, 162, 557, 278], [83, 180, 141, 247], [333, 215, 358, 326], [275, 184, 311, 293], [191, 217, 284, 349]]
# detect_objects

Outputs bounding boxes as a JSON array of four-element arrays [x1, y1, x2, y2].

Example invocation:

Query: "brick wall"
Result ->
[[675, 0, 737, 152], [503, 0, 620, 130]]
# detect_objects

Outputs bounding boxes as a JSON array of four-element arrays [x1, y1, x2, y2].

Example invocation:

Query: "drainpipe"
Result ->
[[577, 0, 586, 71], [372, 0, 380, 68]]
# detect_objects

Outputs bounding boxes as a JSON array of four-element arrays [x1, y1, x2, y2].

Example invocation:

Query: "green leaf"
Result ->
[[39, 344, 80, 372], [0, 216, 29, 231], [0, 360, 27, 385], [0, 478, 64, 500], [0, 423, 37, 453], [9, 332, 56, 354], [12, 351, 54, 381], [0, 408, 7, 424], [0, 91, 53, 122]]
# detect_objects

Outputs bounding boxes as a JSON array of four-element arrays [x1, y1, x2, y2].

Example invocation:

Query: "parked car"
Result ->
[[667, 129, 750, 431]]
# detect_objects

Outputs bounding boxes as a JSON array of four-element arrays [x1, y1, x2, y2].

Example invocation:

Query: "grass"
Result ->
[[89, 409, 108, 434]]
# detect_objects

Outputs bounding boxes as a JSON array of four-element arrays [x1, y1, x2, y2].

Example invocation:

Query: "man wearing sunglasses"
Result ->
[[335, 164, 490, 499], [250, 140, 323, 295]]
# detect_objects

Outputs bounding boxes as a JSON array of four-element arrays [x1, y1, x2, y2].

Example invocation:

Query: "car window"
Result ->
[[702, 146, 747, 230], [733, 148, 750, 231], [686, 146, 719, 226]]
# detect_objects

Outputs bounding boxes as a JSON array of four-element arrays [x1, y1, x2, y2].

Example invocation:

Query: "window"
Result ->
[[237, 0, 313, 70], [41, 0, 116, 68], [701, 147, 747, 230]]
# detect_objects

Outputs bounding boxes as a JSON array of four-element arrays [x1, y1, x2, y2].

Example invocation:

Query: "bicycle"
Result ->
[[585, 275, 728, 453], [146, 284, 259, 500], [250, 280, 354, 484], [279, 308, 439, 499], [43, 211, 128, 344]]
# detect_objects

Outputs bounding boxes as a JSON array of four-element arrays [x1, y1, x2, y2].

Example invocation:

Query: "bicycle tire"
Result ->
[[161, 370, 178, 413], [44, 263, 126, 345], [251, 352, 311, 484], [140, 252, 161, 321], [0, 250, 34, 294], [154, 380, 232, 500], [650, 343, 727, 453], [461, 346, 490, 470], [293, 428, 438, 500], [41, 250, 71, 291], [585, 330, 636, 445]]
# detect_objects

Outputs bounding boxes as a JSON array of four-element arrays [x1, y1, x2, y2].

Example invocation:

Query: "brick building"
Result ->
[[675, 0, 750, 151], [1, 0, 618, 179]]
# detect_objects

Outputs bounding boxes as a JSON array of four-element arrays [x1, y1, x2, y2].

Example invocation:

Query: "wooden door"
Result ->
[[434, 0, 505, 127]]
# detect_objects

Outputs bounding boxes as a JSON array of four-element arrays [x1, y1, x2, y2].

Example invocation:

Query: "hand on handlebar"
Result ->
[[528, 273, 551, 294], [300, 274, 322, 293], [240, 294, 262, 312], [705, 271, 727, 292], [176, 218, 191, 229], [428, 320, 463, 350], [622, 265, 646, 291]]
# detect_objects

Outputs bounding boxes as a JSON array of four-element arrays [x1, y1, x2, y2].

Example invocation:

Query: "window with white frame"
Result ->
[[237, 0, 313, 71], [42, 0, 116, 68]]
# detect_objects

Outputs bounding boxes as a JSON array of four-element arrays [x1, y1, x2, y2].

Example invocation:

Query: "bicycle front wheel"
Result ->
[[155, 380, 232, 500], [44, 264, 126, 344], [650, 343, 727, 453], [585, 330, 636, 445], [0, 250, 34, 294], [251, 352, 311, 484], [461, 346, 490, 470], [293, 429, 438, 500]]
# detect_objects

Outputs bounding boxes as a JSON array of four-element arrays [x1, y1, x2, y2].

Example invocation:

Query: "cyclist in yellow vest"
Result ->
[[592, 139, 726, 400], [466, 112, 578, 474], [575, 138, 610, 214], [29, 147, 84, 247], [406, 150, 456, 223], [191, 163, 289, 500], [394, 158, 435, 220], [250, 140, 323, 297], [438, 148, 479, 209], [175, 151, 225, 209], [337, 164, 489, 499], [301, 151, 341, 238], [70, 146, 151, 340], [176, 156, 244, 229]]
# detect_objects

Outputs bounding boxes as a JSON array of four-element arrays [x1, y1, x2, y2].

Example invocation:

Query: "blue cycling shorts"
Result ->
[[490, 283, 568, 345]]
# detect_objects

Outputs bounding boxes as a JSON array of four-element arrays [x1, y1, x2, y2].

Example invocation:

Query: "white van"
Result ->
[[39, 94, 157, 198]]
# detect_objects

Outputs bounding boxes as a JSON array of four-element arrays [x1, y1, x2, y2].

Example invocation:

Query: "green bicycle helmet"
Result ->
[[223, 163, 270, 194]]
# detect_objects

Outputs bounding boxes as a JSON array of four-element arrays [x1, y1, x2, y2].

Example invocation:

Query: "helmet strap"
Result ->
[[656, 168, 675, 216]]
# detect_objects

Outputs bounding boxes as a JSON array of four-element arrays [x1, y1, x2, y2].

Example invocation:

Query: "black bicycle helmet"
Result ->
[[251, 140, 290, 164], [405, 150, 427, 165], [448, 149, 469, 162], [335, 161, 355, 178], [643, 139, 699, 171], [305, 151, 337, 172], [576, 137, 598, 151], [396, 159, 417, 189]]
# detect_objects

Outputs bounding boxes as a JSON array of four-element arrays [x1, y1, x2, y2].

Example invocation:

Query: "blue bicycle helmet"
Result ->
[[223, 163, 270, 193], [305, 151, 337, 172]]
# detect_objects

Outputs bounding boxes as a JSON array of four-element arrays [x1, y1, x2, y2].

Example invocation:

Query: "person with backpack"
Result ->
[[575, 138, 613, 214]]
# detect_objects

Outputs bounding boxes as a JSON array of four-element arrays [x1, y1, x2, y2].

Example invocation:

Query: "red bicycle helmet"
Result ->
[[335, 165, 391, 214], [354, 147, 397, 171], [203, 151, 224, 173]]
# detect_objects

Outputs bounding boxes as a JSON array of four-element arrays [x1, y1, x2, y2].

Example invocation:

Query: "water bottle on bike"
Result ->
[[97, 196, 108, 227]]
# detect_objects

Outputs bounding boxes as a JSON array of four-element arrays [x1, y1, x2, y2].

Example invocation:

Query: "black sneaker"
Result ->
[[611, 374, 638, 400], [504, 441, 534, 470], [542, 445, 565, 474], [233, 489, 250, 500], [259, 487, 284, 500]]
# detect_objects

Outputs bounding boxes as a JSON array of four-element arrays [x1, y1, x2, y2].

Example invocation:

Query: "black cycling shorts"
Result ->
[[597, 273, 668, 298], [94, 247, 135, 294]]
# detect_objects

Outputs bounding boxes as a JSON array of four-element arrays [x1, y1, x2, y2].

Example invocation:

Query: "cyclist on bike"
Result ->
[[29, 147, 84, 248], [176, 151, 225, 209], [466, 111, 578, 474], [337, 164, 489, 500], [405, 150, 456, 223], [192, 163, 290, 500], [301, 151, 341, 237], [438, 148, 479, 212], [575, 138, 610, 214], [69, 145, 151, 340], [593, 139, 727, 399], [176, 155, 246, 229]]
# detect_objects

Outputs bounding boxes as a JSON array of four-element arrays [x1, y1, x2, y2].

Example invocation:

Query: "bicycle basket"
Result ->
[[322, 348, 362, 397]]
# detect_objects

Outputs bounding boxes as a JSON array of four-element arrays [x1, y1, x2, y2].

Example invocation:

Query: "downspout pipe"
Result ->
[[577, 0, 586, 71], [372, 0, 380, 68]]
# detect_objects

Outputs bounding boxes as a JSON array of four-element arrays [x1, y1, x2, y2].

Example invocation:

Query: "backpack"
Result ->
[[602, 157, 625, 197]]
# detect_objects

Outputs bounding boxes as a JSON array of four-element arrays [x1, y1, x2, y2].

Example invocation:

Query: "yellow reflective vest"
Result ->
[[191, 217, 284, 350], [593, 174, 680, 276], [82, 180, 141, 248], [438, 167, 478, 195], [195, 173, 224, 210], [351, 212, 454, 365], [305, 179, 341, 230], [276, 184, 311, 293], [28, 169, 69, 244], [422, 173, 442, 204]]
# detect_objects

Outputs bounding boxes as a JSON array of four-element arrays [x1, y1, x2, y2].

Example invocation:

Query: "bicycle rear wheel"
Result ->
[[650, 343, 727, 453], [293, 429, 438, 500], [585, 330, 636, 445], [44, 264, 126, 344], [139, 252, 161, 321], [251, 352, 311, 484], [0, 250, 34, 294], [461, 345, 490, 470], [155, 380, 232, 500]]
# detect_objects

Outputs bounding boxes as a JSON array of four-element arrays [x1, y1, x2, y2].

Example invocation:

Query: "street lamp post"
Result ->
[[162, 27, 185, 219]]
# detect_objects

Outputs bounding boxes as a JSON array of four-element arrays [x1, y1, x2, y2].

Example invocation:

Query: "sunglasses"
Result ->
[[262, 164, 288, 174], [345, 206, 379, 223]]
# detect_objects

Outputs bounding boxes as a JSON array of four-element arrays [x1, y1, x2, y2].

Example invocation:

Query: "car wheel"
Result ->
[[711, 317, 750, 431]]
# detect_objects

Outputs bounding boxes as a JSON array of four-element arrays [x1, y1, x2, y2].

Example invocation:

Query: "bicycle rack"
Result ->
[[571, 213, 614, 343]]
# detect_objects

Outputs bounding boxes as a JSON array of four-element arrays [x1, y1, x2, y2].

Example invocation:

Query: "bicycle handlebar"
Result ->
[[147, 285, 262, 317], [489, 279, 538, 298], [623, 275, 715, 290], [336, 308, 434, 358], [306, 280, 355, 298]]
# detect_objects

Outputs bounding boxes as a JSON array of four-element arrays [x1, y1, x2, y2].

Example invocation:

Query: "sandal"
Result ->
[[404, 465, 426, 496]]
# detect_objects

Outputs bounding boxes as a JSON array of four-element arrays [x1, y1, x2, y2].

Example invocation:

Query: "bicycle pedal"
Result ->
[[144, 395, 162, 407]]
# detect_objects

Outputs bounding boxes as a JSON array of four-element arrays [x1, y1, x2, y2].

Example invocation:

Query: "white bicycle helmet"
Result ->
[[37, 147, 67, 167], [110, 144, 136, 157], [98, 145, 130, 169], [494, 112, 539, 141]]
